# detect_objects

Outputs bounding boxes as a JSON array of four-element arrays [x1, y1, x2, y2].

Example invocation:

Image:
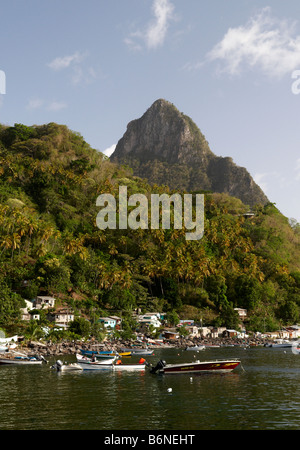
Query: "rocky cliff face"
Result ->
[[111, 99, 268, 206]]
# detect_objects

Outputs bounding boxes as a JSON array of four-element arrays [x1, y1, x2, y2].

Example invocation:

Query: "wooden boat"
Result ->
[[121, 348, 153, 356], [150, 359, 241, 374], [76, 354, 115, 370], [0, 352, 46, 365], [79, 349, 132, 358]]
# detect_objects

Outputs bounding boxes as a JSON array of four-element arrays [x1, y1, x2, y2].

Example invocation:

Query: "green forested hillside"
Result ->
[[0, 123, 300, 336]]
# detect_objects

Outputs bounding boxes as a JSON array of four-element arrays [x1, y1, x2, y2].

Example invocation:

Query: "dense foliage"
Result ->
[[0, 123, 300, 336]]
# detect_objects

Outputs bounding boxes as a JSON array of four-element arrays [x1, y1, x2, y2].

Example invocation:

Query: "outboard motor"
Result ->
[[150, 359, 166, 374], [37, 355, 47, 364], [51, 359, 63, 371]]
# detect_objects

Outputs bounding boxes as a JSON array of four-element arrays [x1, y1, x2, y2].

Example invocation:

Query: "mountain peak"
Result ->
[[111, 99, 214, 165], [111, 99, 268, 207]]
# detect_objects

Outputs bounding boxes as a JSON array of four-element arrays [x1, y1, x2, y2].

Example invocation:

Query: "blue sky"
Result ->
[[1, 0, 300, 222]]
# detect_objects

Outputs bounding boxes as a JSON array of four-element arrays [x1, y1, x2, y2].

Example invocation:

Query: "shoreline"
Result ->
[[17, 336, 278, 357]]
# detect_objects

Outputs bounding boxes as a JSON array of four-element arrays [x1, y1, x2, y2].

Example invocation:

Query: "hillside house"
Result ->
[[185, 326, 199, 337], [34, 296, 55, 310], [98, 317, 117, 329], [52, 308, 74, 329], [138, 314, 162, 328], [234, 308, 248, 321], [108, 316, 122, 330], [20, 300, 33, 321]]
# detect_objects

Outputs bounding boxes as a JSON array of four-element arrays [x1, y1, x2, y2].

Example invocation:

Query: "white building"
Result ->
[[34, 296, 56, 310], [53, 309, 74, 329], [138, 314, 162, 328]]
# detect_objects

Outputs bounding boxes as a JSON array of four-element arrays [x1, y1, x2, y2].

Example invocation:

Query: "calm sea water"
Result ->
[[1, 346, 300, 431]]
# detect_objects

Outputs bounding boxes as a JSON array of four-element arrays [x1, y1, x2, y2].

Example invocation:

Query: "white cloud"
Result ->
[[146, 0, 175, 49], [47, 51, 97, 86], [254, 172, 270, 193], [47, 101, 67, 112], [47, 51, 86, 71], [27, 98, 44, 110], [102, 144, 116, 157], [207, 7, 300, 78], [125, 0, 175, 50], [26, 98, 67, 112]]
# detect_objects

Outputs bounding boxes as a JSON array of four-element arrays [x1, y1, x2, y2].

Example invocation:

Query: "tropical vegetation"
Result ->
[[0, 122, 300, 338]]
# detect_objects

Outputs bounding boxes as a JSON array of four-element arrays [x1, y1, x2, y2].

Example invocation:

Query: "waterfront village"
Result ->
[[2, 294, 300, 356]]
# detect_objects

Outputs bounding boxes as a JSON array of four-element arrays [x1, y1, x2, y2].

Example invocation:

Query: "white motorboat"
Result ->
[[113, 363, 146, 371], [113, 357, 147, 371], [267, 339, 293, 348], [185, 345, 205, 351], [75, 354, 115, 370], [52, 360, 83, 372]]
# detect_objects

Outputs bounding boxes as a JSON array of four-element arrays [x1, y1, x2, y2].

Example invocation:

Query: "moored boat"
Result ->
[[150, 358, 241, 374], [0, 352, 46, 365], [267, 339, 293, 348], [76, 353, 115, 370], [113, 363, 146, 371], [113, 357, 147, 371], [121, 347, 153, 356], [51, 360, 83, 372], [185, 345, 205, 351]]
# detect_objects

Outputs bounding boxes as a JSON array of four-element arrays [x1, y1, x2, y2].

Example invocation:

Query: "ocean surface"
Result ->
[[1, 346, 300, 431]]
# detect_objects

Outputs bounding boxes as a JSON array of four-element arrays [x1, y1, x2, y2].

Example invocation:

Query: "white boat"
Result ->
[[75, 354, 115, 370], [113, 358, 147, 371], [185, 345, 205, 351], [0, 352, 46, 365], [52, 360, 83, 372], [113, 363, 146, 371], [268, 339, 293, 348]]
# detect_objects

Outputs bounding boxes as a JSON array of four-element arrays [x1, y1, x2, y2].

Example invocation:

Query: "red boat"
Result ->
[[150, 359, 240, 374]]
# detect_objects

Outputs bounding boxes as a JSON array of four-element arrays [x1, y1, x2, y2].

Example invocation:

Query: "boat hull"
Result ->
[[121, 348, 153, 356], [161, 359, 240, 374], [59, 364, 83, 372], [76, 360, 114, 370], [76, 354, 115, 370], [113, 364, 146, 371], [0, 358, 44, 365]]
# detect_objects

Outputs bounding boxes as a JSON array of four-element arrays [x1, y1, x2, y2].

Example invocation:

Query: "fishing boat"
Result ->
[[113, 358, 147, 371], [0, 352, 47, 365], [80, 350, 119, 360], [51, 360, 83, 372], [113, 363, 146, 371], [76, 354, 115, 370], [150, 358, 241, 374], [266, 339, 293, 348], [185, 345, 205, 351], [121, 347, 153, 356]]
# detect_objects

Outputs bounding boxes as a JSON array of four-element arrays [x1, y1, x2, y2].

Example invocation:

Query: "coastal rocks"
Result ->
[[20, 336, 272, 357]]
